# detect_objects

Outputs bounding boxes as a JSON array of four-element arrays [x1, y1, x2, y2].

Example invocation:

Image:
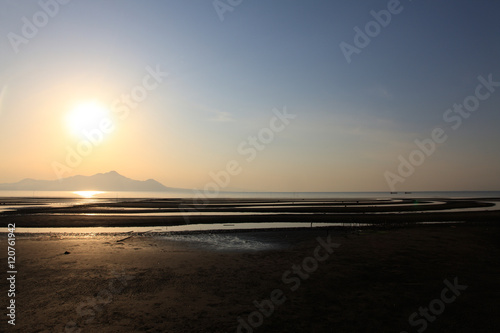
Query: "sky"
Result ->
[[0, 0, 499, 192]]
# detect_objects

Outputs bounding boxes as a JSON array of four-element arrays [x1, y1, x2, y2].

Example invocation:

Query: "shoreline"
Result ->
[[1, 197, 499, 228], [2, 210, 499, 228]]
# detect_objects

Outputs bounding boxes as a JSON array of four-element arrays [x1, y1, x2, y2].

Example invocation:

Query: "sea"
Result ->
[[0, 190, 499, 200], [2, 190, 499, 250]]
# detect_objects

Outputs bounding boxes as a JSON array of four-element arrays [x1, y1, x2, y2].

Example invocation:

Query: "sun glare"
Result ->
[[73, 191, 106, 198], [66, 101, 111, 137]]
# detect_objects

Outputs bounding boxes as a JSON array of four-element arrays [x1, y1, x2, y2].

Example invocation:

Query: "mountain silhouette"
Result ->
[[0, 171, 173, 192]]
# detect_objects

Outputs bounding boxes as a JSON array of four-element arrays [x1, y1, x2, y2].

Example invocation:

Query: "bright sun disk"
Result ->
[[66, 101, 111, 137]]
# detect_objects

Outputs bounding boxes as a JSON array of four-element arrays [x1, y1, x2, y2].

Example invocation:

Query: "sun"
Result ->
[[66, 101, 111, 137]]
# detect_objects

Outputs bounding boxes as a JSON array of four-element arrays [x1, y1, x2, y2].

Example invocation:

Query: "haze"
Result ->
[[1, 0, 499, 192]]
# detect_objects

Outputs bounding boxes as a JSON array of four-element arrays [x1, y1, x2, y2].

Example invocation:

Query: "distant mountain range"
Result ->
[[0, 171, 175, 192]]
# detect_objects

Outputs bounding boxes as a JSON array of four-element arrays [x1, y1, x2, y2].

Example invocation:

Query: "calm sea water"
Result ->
[[0, 190, 499, 199]]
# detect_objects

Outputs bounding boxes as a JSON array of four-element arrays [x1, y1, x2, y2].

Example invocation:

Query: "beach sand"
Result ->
[[1, 224, 499, 332]]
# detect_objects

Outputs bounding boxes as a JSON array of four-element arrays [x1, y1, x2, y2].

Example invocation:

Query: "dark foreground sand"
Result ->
[[1, 224, 499, 333]]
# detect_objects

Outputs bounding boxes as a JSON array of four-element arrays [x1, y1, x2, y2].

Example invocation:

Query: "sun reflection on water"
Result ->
[[73, 191, 106, 198]]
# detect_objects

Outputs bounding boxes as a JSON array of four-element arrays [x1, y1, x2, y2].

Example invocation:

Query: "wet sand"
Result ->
[[0, 224, 499, 332], [1, 197, 500, 228], [1, 198, 500, 332]]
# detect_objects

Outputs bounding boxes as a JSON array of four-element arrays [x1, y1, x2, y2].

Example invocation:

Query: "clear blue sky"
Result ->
[[0, 0, 499, 192]]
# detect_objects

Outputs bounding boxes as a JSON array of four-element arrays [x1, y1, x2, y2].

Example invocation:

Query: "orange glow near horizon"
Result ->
[[73, 191, 106, 198]]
